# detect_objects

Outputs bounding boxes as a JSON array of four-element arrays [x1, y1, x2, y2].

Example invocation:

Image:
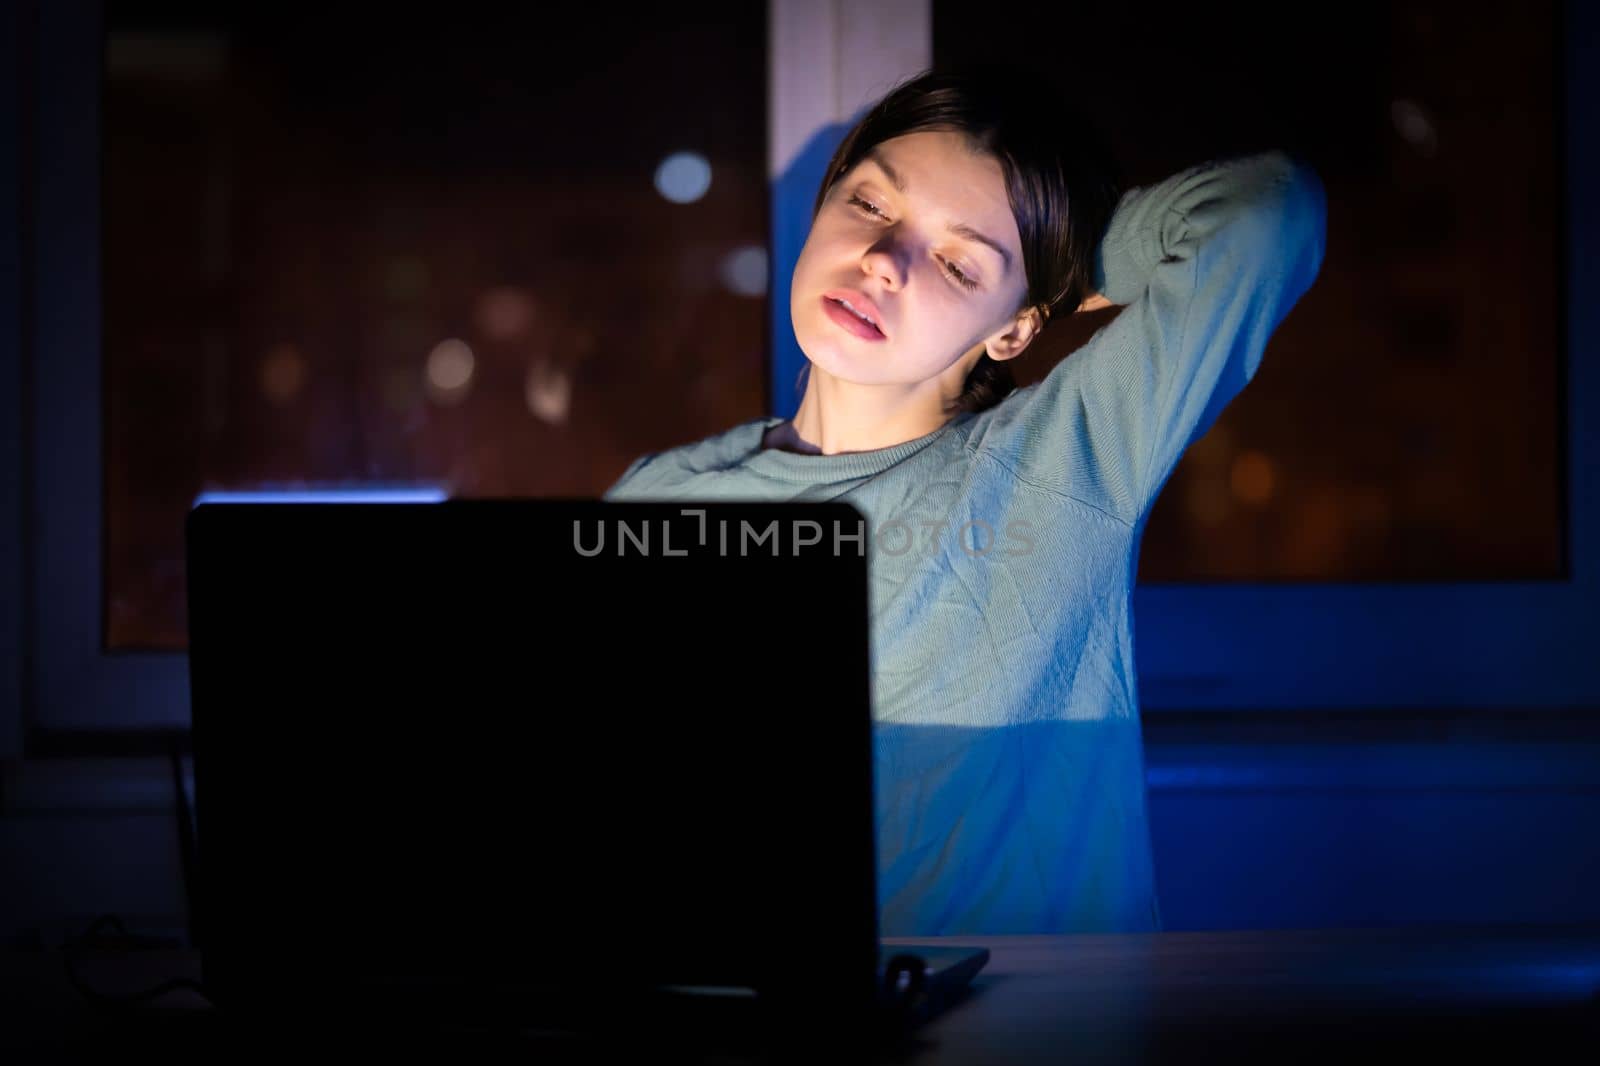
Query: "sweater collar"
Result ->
[[738, 415, 961, 484]]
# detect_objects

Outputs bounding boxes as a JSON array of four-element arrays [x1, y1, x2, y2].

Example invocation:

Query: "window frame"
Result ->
[[19, 0, 193, 743]]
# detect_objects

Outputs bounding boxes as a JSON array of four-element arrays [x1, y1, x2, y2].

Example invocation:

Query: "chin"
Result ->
[[791, 300, 909, 385], [794, 322, 867, 382]]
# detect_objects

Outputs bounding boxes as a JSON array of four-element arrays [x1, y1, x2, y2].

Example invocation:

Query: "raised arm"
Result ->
[[970, 150, 1328, 524]]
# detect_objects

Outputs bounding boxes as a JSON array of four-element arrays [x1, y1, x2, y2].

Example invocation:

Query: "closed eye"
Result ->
[[847, 194, 886, 219], [943, 262, 977, 289]]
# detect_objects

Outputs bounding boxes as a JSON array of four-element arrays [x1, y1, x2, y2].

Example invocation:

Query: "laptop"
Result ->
[[185, 498, 987, 1054]]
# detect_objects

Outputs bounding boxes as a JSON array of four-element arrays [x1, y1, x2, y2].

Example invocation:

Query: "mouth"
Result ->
[[820, 293, 887, 342]]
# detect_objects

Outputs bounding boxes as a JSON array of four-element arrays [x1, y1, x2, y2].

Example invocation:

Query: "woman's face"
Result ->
[[790, 130, 1034, 389]]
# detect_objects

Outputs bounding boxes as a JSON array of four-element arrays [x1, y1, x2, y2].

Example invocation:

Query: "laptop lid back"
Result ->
[[186, 499, 878, 1026]]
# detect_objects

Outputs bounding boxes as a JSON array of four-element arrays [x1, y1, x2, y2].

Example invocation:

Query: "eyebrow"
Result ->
[[863, 150, 1014, 275]]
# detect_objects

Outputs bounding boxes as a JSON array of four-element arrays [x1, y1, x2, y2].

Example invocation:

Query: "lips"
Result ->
[[821, 289, 887, 340]]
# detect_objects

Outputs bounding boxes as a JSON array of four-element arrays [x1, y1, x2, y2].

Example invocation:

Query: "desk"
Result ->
[[7, 927, 1599, 1063]]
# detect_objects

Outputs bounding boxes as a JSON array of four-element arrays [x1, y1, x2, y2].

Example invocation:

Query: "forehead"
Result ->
[[853, 131, 1020, 251]]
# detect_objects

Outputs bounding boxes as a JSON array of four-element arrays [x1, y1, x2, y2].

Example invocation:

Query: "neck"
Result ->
[[769, 347, 981, 456]]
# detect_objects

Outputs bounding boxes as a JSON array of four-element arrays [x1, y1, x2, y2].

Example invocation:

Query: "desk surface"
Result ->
[[8, 926, 1600, 1063]]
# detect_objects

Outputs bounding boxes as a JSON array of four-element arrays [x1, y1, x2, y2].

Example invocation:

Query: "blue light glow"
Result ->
[[192, 488, 449, 507]]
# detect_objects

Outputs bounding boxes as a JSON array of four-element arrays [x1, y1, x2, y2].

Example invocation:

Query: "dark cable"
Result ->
[[169, 733, 202, 950], [63, 744, 209, 1008], [881, 953, 928, 1019]]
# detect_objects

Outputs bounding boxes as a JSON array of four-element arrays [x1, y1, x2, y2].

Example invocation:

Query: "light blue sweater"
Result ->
[[603, 151, 1328, 935]]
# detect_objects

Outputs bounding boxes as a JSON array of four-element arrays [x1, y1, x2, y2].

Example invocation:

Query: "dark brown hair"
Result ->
[[801, 63, 1124, 415]]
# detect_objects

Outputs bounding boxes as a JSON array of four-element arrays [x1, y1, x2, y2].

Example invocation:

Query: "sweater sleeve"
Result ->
[[968, 149, 1327, 524]]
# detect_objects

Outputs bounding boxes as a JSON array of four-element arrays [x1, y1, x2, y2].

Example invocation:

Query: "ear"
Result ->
[[983, 305, 1046, 363]]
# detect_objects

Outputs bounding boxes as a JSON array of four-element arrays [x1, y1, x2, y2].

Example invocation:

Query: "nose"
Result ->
[[860, 242, 905, 290]]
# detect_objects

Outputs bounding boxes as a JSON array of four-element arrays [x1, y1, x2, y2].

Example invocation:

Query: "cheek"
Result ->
[[789, 237, 825, 298], [899, 295, 981, 365], [799, 226, 848, 264], [917, 284, 983, 332], [789, 235, 839, 292], [933, 299, 1005, 359]]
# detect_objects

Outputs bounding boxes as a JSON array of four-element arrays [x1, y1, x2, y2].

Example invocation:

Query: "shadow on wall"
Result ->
[[769, 118, 855, 419]]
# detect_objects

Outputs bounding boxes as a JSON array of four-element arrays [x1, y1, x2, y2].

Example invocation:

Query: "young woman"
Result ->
[[604, 66, 1327, 936]]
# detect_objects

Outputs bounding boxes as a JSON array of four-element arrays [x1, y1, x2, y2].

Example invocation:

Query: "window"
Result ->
[[102, 4, 769, 650], [935, 0, 1563, 584]]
